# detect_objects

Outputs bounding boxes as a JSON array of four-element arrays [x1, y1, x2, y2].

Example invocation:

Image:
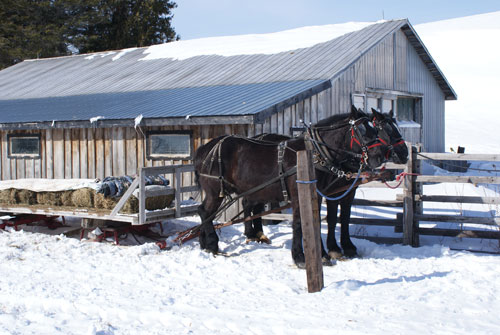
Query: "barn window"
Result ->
[[8, 134, 41, 158], [146, 131, 193, 160], [397, 97, 422, 123]]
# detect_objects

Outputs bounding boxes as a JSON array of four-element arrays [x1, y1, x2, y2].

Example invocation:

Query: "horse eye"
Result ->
[[383, 123, 393, 134], [358, 124, 367, 136]]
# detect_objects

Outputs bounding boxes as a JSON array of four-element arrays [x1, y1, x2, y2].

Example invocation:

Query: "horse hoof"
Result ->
[[256, 231, 272, 244], [328, 251, 343, 260], [245, 238, 258, 244], [203, 247, 219, 255], [322, 257, 334, 266], [343, 249, 358, 258], [295, 261, 306, 269]]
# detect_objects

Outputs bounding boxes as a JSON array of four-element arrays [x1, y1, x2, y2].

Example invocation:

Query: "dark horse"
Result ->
[[241, 107, 409, 259], [319, 108, 409, 259], [194, 108, 388, 266]]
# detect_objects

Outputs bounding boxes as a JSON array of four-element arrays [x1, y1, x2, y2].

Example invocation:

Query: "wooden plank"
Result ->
[[113, 127, 126, 176], [0, 204, 138, 224], [351, 235, 403, 245], [139, 167, 146, 224], [175, 167, 182, 218], [37, 132, 44, 178], [416, 175, 500, 184], [16, 158, 25, 179], [64, 129, 72, 178], [45, 129, 53, 178], [95, 128, 105, 179], [71, 129, 80, 178], [296, 150, 323, 293], [110, 177, 140, 216], [418, 195, 500, 205], [104, 128, 113, 177], [136, 128, 145, 170], [80, 128, 88, 178], [415, 214, 500, 225], [418, 227, 500, 240], [416, 153, 500, 162], [87, 128, 95, 179], [126, 127, 137, 175], [352, 199, 403, 207], [403, 143, 417, 246], [25, 157, 33, 178], [0, 132, 2, 179], [53, 129, 64, 179], [1, 132, 10, 179]]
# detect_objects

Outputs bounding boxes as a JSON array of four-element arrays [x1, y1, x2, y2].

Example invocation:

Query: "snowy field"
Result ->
[[1, 12, 500, 335]]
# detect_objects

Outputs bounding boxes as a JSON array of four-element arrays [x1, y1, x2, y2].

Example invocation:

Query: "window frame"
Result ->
[[145, 130, 194, 160], [7, 134, 41, 159]]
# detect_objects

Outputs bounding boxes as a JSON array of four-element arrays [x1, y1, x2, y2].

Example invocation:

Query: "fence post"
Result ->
[[296, 150, 324, 293], [403, 143, 419, 246]]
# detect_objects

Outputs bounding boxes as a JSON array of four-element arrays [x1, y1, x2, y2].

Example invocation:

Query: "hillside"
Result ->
[[415, 11, 500, 153]]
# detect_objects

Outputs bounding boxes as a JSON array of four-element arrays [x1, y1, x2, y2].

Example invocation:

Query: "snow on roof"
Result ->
[[141, 21, 385, 61]]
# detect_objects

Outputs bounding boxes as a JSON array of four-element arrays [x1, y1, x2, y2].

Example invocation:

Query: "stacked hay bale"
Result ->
[[0, 185, 174, 214]]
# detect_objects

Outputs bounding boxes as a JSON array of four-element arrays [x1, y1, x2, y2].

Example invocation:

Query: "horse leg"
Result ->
[[340, 189, 358, 258], [251, 203, 271, 244], [197, 195, 223, 254], [242, 198, 257, 240], [326, 199, 343, 260], [317, 196, 333, 266], [290, 199, 306, 268]]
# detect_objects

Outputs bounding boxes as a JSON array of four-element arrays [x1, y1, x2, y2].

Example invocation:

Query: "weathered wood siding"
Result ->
[[0, 28, 448, 221]]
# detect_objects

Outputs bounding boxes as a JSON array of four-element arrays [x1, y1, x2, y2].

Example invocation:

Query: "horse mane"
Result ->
[[314, 112, 350, 127]]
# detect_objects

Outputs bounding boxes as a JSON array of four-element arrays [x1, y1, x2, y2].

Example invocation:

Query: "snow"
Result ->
[[134, 114, 143, 128], [141, 21, 382, 61], [89, 116, 105, 124], [0, 178, 100, 192], [2, 13, 500, 335], [415, 11, 500, 153]]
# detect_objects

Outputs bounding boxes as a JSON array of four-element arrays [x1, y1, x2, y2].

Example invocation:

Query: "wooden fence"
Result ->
[[349, 144, 500, 250]]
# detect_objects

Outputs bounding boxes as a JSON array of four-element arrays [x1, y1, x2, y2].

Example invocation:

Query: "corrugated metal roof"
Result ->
[[0, 80, 329, 125], [0, 19, 456, 126]]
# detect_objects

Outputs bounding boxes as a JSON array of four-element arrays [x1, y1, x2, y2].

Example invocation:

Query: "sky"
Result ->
[[172, 0, 500, 39]]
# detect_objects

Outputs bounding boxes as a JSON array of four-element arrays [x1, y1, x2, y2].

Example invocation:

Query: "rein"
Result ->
[[305, 116, 382, 177], [372, 117, 405, 159]]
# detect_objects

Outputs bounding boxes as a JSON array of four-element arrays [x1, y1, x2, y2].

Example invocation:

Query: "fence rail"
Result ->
[[399, 145, 500, 247]]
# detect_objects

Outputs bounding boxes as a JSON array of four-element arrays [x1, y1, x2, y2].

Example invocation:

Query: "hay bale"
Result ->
[[94, 193, 116, 210], [121, 196, 139, 214], [36, 192, 63, 206], [0, 189, 11, 204], [71, 188, 94, 208], [60, 190, 74, 206], [16, 189, 37, 205], [146, 194, 174, 210]]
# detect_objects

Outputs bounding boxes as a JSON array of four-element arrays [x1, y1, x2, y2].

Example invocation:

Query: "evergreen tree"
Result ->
[[0, 0, 178, 69]]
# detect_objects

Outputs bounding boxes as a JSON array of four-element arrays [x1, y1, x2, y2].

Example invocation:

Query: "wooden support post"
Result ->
[[403, 143, 419, 247], [139, 167, 146, 225], [296, 150, 324, 293], [175, 167, 182, 218]]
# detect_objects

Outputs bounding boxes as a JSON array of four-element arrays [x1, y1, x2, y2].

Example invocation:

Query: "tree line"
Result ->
[[0, 0, 178, 70]]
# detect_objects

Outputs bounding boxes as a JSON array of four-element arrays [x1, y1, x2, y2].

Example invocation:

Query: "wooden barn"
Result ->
[[0, 19, 455, 184]]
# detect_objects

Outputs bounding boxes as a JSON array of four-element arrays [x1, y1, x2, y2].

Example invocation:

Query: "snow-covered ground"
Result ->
[[1, 12, 500, 335]]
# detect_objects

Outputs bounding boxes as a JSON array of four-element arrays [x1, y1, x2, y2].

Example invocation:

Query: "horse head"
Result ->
[[370, 108, 409, 164], [308, 106, 387, 173]]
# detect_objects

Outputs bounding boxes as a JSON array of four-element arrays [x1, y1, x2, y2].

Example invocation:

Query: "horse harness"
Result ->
[[198, 135, 296, 203], [371, 117, 405, 159], [305, 116, 383, 178]]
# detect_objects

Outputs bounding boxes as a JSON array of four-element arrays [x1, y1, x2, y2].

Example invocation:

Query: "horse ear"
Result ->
[[389, 109, 394, 118], [371, 108, 381, 119], [350, 105, 358, 118]]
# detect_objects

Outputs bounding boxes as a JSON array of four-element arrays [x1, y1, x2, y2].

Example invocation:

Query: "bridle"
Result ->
[[371, 117, 405, 160], [305, 116, 384, 177]]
